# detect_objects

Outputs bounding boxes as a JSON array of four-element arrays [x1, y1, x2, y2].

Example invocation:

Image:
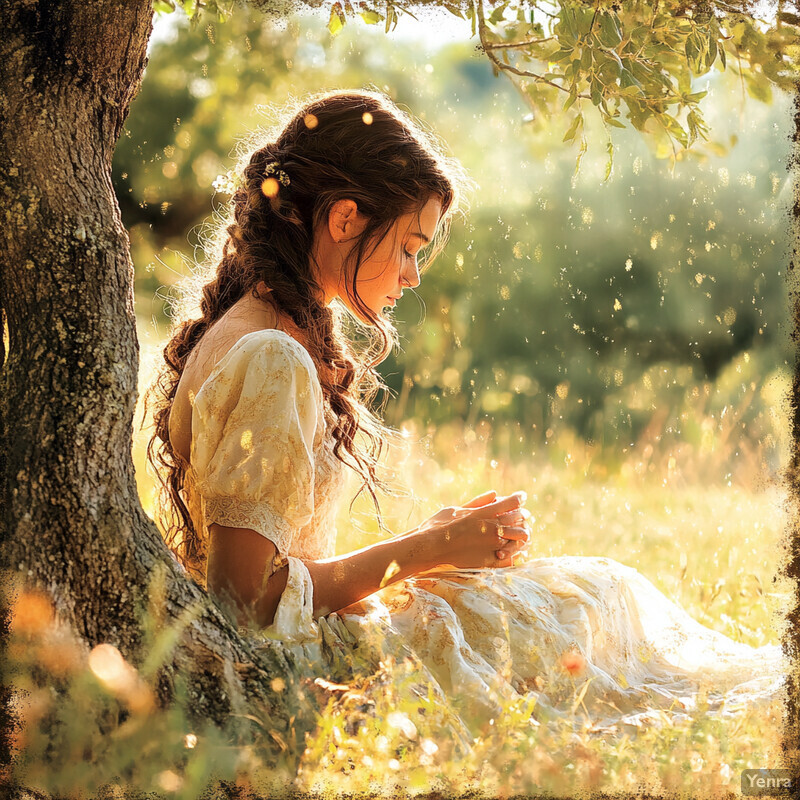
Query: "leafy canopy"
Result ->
[[155, 0, 799, 175]]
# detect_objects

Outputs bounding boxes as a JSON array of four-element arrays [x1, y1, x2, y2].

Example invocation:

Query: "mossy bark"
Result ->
[[0, 0, 316, 779]]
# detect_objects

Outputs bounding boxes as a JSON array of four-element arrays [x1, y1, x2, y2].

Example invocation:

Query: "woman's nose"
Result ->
[[403, 262, 421, 289]]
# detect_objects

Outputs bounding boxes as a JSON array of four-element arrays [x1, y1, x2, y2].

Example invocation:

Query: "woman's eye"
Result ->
[[404, 249, 416, 260]]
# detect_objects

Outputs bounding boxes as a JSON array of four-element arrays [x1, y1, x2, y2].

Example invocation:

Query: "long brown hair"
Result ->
[[146, 89, 470, 582]]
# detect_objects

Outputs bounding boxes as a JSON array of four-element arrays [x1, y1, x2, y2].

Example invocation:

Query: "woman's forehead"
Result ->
[[398, 197, 443, 235]]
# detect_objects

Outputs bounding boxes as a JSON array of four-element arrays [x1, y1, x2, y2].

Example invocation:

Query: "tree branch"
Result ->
[[475, 0, 589, 96], [483, 36, 555, 49]]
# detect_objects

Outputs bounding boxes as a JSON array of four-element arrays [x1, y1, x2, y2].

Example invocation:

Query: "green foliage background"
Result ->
[[118, 6, 793, 477]]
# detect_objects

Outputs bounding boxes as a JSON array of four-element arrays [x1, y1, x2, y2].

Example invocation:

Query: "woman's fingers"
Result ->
[[494, 524, 529, 542], [492, 520, 529, 563], [461, 490, 497, 509], [496, 508, 531, 525], [466, 492, 526, 519], [495, 536, 527, 553], [496, 545, 530, 565]]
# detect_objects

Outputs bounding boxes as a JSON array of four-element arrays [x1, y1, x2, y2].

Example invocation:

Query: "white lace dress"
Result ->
[[182, 328, 785, 736]]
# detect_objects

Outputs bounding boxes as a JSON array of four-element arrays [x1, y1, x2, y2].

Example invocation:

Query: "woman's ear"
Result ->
[[329, 199, 366, 243]]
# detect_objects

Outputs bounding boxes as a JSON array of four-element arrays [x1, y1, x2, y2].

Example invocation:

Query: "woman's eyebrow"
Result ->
[[408, 231, 430, 243]]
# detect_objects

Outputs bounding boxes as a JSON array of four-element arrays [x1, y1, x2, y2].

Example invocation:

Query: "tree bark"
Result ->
[[0, 0, 316, 778]]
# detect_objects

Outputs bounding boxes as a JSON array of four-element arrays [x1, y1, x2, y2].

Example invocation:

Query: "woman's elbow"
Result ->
[[207, 522, 283, 628]]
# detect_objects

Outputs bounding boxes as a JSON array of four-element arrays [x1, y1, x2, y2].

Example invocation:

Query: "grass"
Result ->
[[5, 325, 791, 798]]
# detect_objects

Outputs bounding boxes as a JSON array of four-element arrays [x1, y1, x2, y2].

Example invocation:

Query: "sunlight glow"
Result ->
[[261, 178, 280, 198]]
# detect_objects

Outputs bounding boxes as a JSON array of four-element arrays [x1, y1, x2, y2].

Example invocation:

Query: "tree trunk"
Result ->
[[0, 0, 316, 777]]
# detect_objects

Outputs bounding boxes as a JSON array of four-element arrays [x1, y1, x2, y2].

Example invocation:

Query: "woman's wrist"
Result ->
[[401, 526, 446, 573]]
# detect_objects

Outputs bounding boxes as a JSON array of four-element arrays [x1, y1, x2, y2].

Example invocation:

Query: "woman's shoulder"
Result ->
[[193, 326, 323, 422], [229, 327, 318, 377], [193, 328, 319, 409]]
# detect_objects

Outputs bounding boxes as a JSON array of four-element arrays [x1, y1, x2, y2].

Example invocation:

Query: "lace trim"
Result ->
[[202, 496, 294, 555]]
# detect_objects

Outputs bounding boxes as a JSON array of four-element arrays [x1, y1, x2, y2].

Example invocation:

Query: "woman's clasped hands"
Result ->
[[415, 489, 533, 571]]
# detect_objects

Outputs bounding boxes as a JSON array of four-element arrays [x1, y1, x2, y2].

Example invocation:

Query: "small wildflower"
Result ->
[[212, 170, 239, 194], [560, 650, 586, 676]]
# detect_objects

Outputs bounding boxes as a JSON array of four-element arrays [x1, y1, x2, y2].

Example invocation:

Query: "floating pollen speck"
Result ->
[[362, 112, 373, 125], [261, 177, 279, 198], [304, 113, 318, 129]]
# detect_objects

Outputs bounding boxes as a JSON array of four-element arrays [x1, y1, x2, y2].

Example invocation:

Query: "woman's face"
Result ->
[[337, 195, 443, 321]]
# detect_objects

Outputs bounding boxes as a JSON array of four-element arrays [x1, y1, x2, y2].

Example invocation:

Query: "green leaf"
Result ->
[[603, 115, 626, 128], [445, 4, 465, 18], [466, 3, 476, 37], [386, 4, 398, 33], [718, 43, 727, 70], [745, 74, 773, 104], [489, 2, 509, 25], [562, 87, 578, 111], [574, 137, 588, 177], [598, 12, 622, 47], [687, 109, 699, 146], [619, 67, 641, 91], [685, 90, 707, 103], [705, 35, 718, 69], [328, 4, 345, 35], [565, 8, 579, 39], [629, 60, 653, 85], [590, 76, 603, 106], [360, 9, 382, 24], [597, 54, 621, 83], [154, 0, 175, 13], [685, 31, 699, 64], [664, 114, 689, 148], [563, 113, 583, 143], [549, 48, 574, 63], [603, 140, 615, 182]]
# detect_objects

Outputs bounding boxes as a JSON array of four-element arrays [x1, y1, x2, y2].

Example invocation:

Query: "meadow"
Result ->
[[6, 325, 789, 799]]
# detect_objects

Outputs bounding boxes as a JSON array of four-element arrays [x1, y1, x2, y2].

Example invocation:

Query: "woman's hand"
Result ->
[[420, 492, 532, 571], [493, 506, 533, 565], [414, 490, 532, 566], [412, 489, 500, 533]]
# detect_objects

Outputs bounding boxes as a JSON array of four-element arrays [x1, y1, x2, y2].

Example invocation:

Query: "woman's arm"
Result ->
[[209, 522, 448, 629], [207, 493, 529, 630]]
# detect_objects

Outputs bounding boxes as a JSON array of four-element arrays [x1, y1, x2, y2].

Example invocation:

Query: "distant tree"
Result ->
[[1, 0, 798, 784]]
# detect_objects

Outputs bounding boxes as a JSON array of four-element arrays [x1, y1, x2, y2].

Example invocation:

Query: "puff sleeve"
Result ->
[[190, 329, 322, 642]]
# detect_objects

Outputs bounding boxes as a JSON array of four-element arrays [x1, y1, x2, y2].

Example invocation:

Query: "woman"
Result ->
[[148, 89, 783, 739]]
